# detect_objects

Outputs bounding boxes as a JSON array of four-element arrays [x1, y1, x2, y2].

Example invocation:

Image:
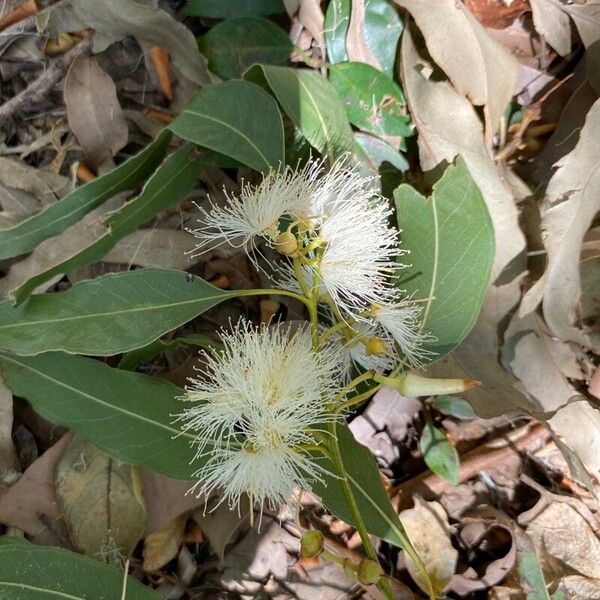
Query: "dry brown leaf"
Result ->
[[530, 0, 572, 56], [0, 375, 19, 493], [520, 98, 600, 349], [399, 498, 458, 595], [143, 513, 187, 572], [64, 56, 128, 171], [464, 0, 530, 29], [394, 0, 519, 140], [0, 0, 37, 30], [55, 436, 147, 563], [0, 433, 72, 546], [346, 0, 380, 68], [297, 0, 325, 49], [148, 46, 173, 101]]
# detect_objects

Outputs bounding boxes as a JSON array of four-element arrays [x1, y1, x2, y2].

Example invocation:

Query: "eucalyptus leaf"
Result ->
[[245, 65, 353, 158], [419, 423, 460, 485], [330, 62, 411, 137], [199, 17, 292, 80], [518, 551, 553, 600], [0, 536, 160, 598], [181, 0, 285, 18], [430, 395, 476, 420], [0, 131, 171, 261], [13, 144, 206, 304], [0, 351, 197, 479], [324, 0, 403, 76], [0, 269, 234, 356], [394, 157, 495, 362], [169, 80, 284, 172]]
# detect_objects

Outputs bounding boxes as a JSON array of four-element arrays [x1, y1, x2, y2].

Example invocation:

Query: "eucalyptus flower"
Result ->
[[175, 322, 342, 512]]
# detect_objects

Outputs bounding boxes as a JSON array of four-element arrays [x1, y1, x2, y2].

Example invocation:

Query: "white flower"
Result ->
[[175, 321, 342, 511], [371, 302, 435, 367], [189, 162, 322, 255]]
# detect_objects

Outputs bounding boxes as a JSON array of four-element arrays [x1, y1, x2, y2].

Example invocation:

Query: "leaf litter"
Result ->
[[0, 0, 598, 598]]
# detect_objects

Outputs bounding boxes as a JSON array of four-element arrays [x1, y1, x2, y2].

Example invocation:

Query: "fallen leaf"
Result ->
[[0, 375, 19, 493], [346, 0, 380, 68], [64, 56, 128, 171], [55, 436, 147, 563], [520, 97, 600, 348], [395, 0, 519, 140], [143, 513, 186, 572], [0, 434, 72, 546], [297, 0, 325, 48], [399, 498, 458, 595], [530, 0, 572, 56], [464, 0, 530, 29]]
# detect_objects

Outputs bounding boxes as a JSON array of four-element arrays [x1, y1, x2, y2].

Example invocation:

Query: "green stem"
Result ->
[[326, 422, 394, 600], [335, 383, 383, 413], [292, 255, 312, 298], [233, 287, 311, 308], [332, 370, 376, 404]]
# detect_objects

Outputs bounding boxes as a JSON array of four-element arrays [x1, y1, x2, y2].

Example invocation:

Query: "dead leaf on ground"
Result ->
[[0, 375, 19, 493], [346, 0, 380, 68], [143, 513, 187, 572], [55, 436, 147, 564], [64, 56, 128, 172]]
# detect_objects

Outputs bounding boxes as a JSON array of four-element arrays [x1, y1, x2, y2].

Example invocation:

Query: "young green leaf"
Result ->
[[13, 144, 207, 304], [430, 395, 476, 420], [324, 0, 403, 76], [419, 422, 460, 485], [169, 80, 285, 172], [0, 130, 171, 261], [0, 269, 234, 356], [181, 0, 285, 18], [0, 536, 160, 598], [199, 17, 292, 80], [245, 65, 354, 159], [330, 62, 412, 137], [394, 157, 495, 363], [518, 551, 554, 600], [0, 351, 197, 479]]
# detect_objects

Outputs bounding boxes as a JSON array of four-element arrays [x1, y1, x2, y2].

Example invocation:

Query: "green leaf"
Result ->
[[0, 269, 234, 356], [354, 132, 408, 173], [169, 80, 284, 172], [0, 536, 160, 599], [118, 333, 218, 371], [13, 144, 206, 304], [430, 395, 476, 420], [330, 62, 411, 137], [324, 0, 403, 76], [0, 130, 171, 261], [0, 352, 196, 479], [199, 17, 292, 80], [181, 0, 284, 18], [518, 551, 553, 600], [245, 65, 353, 158], [419, 423, 460, 485], [394, 157, 495, 362], [314, 423, 415, 550]]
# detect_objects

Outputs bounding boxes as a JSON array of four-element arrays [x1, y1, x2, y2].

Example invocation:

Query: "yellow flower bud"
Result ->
[[300, 530, 324, 558], [357, 558, 384, 585], [275, 231, 298, 256]]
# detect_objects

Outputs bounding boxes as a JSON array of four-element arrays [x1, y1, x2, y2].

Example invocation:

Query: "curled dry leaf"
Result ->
[[399, 498, 458, 595], [394, 0, 519, 140], [520, 97, 600, 349], [55, 436, 147, 564], [64, 56, 128, 172]]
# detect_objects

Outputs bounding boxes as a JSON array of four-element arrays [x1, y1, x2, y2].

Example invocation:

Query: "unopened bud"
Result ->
[[387, 373, 480, 396], [295, 217, 316, 235], [300, 530, 324, 558], [364, 336, 387, 356], [357, 558, 384, 585], [275, 231, 298, 256]]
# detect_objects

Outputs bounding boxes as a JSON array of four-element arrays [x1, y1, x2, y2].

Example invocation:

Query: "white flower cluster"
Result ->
[[176, 323, 341, 512]]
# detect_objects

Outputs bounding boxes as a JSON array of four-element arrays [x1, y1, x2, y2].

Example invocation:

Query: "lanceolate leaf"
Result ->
[[419, 423, 460, 485], [245, 65, 353, 159], [169, 80, 285, 172], [0, 536, 160, 599], [13, 144, 206, 304], [394, 157, 494, 362], [0, 352, 197, 479], [0, 130, 171, 261], [0, 269, 234, 356]]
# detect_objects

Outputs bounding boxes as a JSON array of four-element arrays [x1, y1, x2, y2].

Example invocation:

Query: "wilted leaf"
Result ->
[[56, 436, 147, 563], [143, 513, 186, 572], [529, 0, 571, 56], [400, 498, 458, 595], [0, 269, 233, 356], [0, 157, 67, 206], [419, 423, 460, 485], [169, 80, 285, 172], [64, 56, 128, 171], [0, 537, 160, 599], [520, 98, 600, 349], [395, 0, 518, 139], [199, 17, 292, 80], [346, 0, 380, 68], [41, 0, 209, 85], [246, 65, 353, 158], [329, 61, 411, 137]]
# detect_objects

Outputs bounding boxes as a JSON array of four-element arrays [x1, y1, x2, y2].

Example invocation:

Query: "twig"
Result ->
[[0, 36, 92, 125]]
